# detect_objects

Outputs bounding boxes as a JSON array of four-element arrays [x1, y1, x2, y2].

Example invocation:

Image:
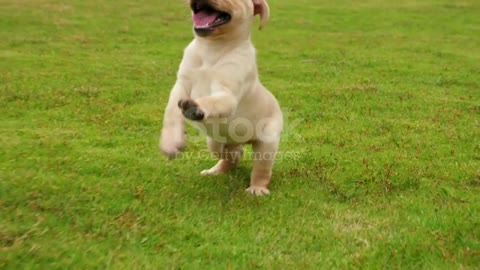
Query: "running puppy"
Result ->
[[160, 0, 282, 196]]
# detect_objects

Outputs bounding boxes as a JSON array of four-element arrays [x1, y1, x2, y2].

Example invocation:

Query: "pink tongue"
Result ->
[[193, 10, 218, 27]]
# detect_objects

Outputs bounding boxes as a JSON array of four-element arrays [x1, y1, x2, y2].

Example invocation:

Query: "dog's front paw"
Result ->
[[160, 128, 185, 159], [178, 98, 204, 121], [246, 186, 270, 196]]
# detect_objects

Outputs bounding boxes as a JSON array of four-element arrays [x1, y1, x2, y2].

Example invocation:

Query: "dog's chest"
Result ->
[[189, 67, 213, 99], [187, 53, 226, 99]]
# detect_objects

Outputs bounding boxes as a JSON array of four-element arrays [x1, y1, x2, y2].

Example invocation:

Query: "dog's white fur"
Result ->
[[160, 0, 282, 195]]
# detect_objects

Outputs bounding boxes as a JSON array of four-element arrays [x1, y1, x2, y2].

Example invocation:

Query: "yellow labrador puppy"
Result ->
[[160, 0, 282, 196]]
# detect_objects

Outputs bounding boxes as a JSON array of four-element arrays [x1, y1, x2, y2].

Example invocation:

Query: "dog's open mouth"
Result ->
[[191, 2, 231, 35]]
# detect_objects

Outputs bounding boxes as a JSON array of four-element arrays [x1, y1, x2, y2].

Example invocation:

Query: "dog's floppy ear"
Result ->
[[253, 0, 270, 30]]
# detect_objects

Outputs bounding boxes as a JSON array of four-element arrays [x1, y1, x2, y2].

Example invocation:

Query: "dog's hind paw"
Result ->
[[200, 169, 220, 176], [246, 186, 270, 196]]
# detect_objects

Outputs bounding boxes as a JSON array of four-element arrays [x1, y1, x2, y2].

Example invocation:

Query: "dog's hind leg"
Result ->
[[201, 138, 243, 176], [246, 139, 279, 196]]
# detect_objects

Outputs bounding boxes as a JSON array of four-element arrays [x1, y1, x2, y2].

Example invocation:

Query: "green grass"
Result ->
[[1, 0, 479, 268]]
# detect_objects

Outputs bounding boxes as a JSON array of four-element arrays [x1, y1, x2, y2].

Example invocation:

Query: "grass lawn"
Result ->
[[1, 0, 479, 268]]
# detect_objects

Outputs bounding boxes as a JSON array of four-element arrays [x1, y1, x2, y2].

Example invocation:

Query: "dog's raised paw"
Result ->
[[246, 186, 270, 196], [178, 98, 204, 121]]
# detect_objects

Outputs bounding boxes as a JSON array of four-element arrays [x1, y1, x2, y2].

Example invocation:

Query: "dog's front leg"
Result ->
[[178, 84, 238, 121], [196, 92, 238, 119], [160, 82, 188, 158]]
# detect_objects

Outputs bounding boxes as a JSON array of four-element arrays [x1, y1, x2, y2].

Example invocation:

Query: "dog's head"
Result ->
[[190, 0, 269, 38]]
